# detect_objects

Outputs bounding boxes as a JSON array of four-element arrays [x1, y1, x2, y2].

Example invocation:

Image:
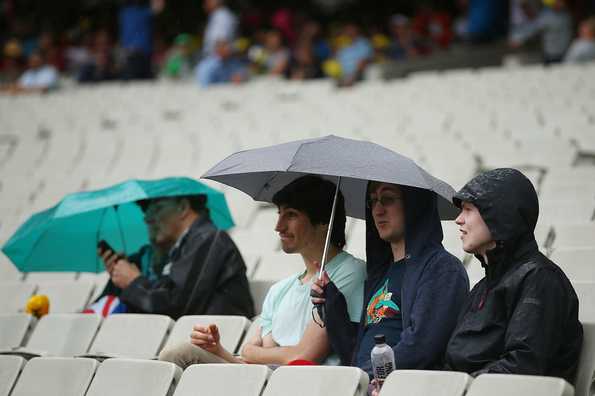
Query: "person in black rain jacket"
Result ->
[[444, 168, 583, 384]]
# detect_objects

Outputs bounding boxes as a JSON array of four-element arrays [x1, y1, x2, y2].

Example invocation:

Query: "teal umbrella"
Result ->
[[2, 177, 234, 273]]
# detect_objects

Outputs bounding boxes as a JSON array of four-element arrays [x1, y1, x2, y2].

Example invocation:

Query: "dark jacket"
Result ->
[[444, 168, 583, 384], [324, 185, 469, 375], [119, 216, 255, 319]]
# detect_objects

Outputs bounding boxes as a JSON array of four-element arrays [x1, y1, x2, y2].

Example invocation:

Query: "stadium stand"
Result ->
[[0, 61, 594, 395]]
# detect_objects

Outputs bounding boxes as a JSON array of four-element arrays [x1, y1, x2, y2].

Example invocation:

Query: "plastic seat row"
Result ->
[[0, 314, 251, 360], [0, 356, 585, 396], [0, 356, 369, 396], [1, 315, 595, 395]]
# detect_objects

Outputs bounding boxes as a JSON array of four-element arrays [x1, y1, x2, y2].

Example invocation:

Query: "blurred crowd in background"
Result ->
[[0, 0, 594, 93]]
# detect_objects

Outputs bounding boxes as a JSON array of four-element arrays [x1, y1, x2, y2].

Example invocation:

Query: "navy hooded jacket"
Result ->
[[323, 184, 469, 376]]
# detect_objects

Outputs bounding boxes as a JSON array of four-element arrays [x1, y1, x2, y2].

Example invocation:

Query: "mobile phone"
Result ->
[[97, 239, 114, 254]]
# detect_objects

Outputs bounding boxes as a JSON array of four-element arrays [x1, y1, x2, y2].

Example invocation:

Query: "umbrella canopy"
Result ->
[[202, 135, 458, 220], [2, 177, 234, 273]]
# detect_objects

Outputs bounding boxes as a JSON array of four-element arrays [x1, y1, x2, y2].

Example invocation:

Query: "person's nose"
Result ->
[[275, 216, 285, 233], [455, 211, 464, 226], [372, 201, 385, 216]]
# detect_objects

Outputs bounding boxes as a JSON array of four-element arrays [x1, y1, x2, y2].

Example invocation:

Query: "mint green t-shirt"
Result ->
[[259, 251, 366, 349]]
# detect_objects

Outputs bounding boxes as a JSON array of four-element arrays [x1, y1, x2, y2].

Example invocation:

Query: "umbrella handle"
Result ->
[[318, 176, 342, 279]]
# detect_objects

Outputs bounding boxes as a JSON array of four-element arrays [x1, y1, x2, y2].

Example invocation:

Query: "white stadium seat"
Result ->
[[173, 364, 271, 396], [575, 322, 595, 396], [0, 355, 26, 396], [249, 280, 274, 316], [262, 366, 369, 396], [0, 282, 36, 314], [85, 358, 182, 396], [12, 313, 101, 357], [24, 272, 78, 282], [35, 281, 95, 313], [9, 357, 98, 396], [466, 374, 574, 396], [550, 249, 595, 283], [379, 370, 473, 396], [572, 282, 595, 322], [87, 314, 173, 359], [0, 314, 33, 350]]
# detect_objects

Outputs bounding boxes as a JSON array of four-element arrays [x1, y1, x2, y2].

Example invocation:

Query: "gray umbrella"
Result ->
[[202, 135, 459, 276], [202, 134, 458, 220]]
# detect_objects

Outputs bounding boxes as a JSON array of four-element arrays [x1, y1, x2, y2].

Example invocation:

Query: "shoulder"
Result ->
[[517, 253, 571, 288], [329, 252, 366, 278], [265, 274, 300, 300], [426, 248, 466, 275]]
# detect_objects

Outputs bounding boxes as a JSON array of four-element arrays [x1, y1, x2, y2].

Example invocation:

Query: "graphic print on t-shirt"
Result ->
[[366, 279, 400, 325]]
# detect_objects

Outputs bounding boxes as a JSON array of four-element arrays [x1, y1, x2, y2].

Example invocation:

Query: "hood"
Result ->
[[453, 168, 539, 277], [453, 168, 539, 243], [365, 183, 444, 277]]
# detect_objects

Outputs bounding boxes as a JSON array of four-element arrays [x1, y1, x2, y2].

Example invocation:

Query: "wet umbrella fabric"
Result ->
[[202, 135, 458, 220]]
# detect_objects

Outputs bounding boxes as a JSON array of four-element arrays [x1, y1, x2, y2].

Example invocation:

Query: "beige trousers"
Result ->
[[158, 342, 229, 370]]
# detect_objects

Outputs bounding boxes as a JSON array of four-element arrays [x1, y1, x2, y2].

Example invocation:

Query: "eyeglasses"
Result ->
[[366, 195, 403, 209], [144, 199, 180, 222]]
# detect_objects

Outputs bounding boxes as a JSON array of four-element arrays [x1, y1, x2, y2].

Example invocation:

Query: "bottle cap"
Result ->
[[374, 334, 386, 344]]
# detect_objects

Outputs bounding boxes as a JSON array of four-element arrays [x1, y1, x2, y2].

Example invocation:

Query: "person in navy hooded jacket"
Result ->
[[312, 181, 469, 385]]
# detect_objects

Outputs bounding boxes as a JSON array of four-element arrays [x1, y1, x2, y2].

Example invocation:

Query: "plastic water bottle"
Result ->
[[370, 334, 395, 388]]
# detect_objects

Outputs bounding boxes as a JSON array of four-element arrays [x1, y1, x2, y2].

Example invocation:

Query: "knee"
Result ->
[[158, 342, 189, 367]]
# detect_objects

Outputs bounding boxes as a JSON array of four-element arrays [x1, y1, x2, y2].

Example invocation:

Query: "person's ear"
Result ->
[[177, 199, 190, 218]]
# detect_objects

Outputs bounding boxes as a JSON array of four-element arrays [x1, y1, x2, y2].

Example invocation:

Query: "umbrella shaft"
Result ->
[[319, 176, 341, 279]]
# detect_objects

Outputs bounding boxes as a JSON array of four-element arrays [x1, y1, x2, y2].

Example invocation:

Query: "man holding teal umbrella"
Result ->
[[96, 194, 255, 319], [3, 177, 255, 319]]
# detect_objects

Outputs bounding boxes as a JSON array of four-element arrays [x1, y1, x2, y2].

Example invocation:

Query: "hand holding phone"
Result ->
[[97, 240, 123, 274]]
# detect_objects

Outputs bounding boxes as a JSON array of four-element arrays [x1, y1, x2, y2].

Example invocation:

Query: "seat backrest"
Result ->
[[573, 282, 595, 322], [85, 358, 182, 396], [164, 315, 251, 354], [550, 249, 595, 283], [575, 321, 595, 396], [552, 224, 595, 250], [466, 374, 574, 396], [88, 314, 173, 359], [0, 355, 25, 396], [249, 280, 275, 316], [25, 313, 101, 356], [35, 281, 95, 313], [0, 282, 36, 314], [262, 366, 369, 396], [253, 253, 304, 282], [10, 357, 98, 396], [25, 272, 78, 282], [379, 370, 473, 396], [0, 259, 21, 282], [172, 364, 271, 396], [0, 314, 33, 349]]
